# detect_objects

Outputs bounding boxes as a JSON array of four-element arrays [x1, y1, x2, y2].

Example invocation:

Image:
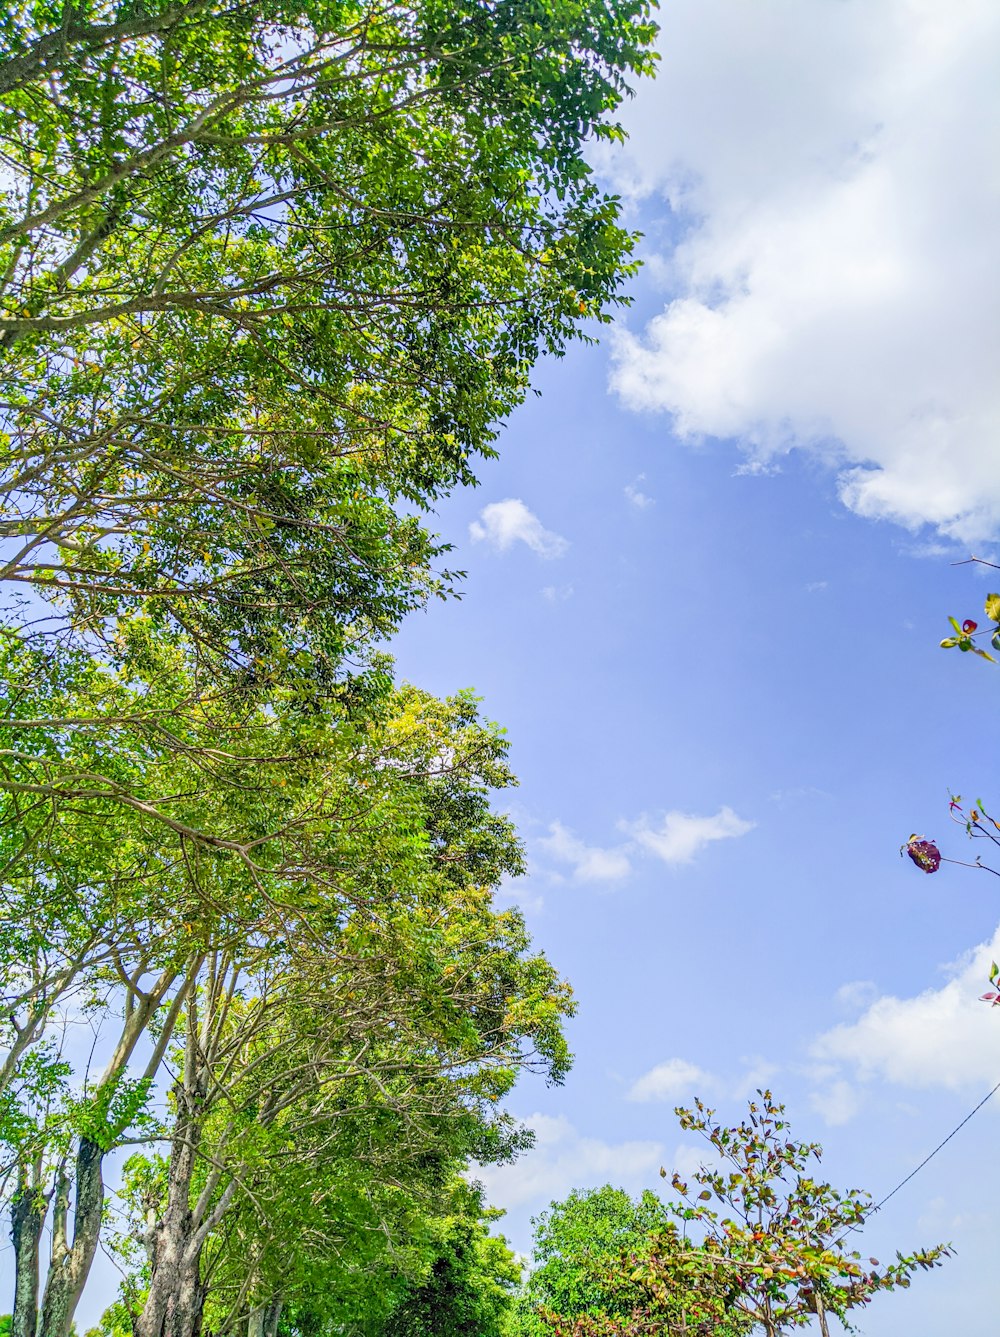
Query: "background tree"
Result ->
[[0, 2, 662, 1329], [510, 1186, 672, 1336], [2, 681, 573, 1337], [528, 1093, 949, 1337], [365, 1180, 521, 1337]]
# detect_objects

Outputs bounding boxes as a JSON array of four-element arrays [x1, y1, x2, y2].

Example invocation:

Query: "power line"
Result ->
[[865, 1074, 1000, 1219]]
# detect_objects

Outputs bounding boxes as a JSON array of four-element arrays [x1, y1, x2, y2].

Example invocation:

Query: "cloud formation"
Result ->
[[811, 926, 1000, 1091], [540, 583, 574, 603], [625, 476, 655, 509], [624, 806, 755, 866], [628, 1057, 713, 1103], [808, 1076, 862, 1128], [474, 1112, 664, 1211], [537, 821, 632, 883], [607, 0, 1000, 542], [469, 499, 569, 558], [537, 807, 754, 883]]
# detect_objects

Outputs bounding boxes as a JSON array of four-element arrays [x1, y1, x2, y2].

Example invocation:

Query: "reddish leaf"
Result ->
[[904, 836, 941, 873]]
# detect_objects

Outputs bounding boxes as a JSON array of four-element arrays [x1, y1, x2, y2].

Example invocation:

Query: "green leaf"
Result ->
[[985, 593, 1000, 622], [940, 637, 959, 648]]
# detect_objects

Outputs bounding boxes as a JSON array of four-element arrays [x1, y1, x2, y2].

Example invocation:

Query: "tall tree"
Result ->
[[369, 1183, 521, 1337], [0, 0, 656, 685], [2, 679, 573, 1336]]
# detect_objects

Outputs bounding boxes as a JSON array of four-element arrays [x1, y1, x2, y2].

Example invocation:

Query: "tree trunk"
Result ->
[[243, 1298, 281, 1337], [136, 1087, 209, 1337], [10, 1160, 46, 1337], [37, 1138, 105, 1337]]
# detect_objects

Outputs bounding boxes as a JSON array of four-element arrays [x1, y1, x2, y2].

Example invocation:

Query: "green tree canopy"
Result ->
[[0, 0, 657, 685], [512, 1186, 672, 1335], [365, 1181, 521, 1337]]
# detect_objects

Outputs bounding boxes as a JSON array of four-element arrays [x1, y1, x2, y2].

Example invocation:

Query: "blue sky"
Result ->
[[392, 3, 1000, 1332]]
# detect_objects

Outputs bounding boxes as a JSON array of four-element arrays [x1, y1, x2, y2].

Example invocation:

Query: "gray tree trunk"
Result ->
[[37, 1138, 105, 1337], [10, 1160, 46, 1337], [135, 1087, 209, 1337]]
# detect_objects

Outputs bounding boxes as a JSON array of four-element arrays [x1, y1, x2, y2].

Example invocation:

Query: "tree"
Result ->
[[0, 0, 656, 687], [2, 679, 573, 1337], [367, 1181, 521, 1337], [903, 565, 1000, 1005], [0, 3, 662, 1329], [510, 1187, 673, 1336], [530, 1093, 949, 1337]]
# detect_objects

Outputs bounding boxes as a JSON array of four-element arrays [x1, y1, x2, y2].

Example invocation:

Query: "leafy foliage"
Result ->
[[0, 0, 657, 688], [511, 1187, 673, 1336], [367, 1182, 521, 1337], [0, 1, 661, 1331], [940, 585, 1000, 661], [526, 1094, 949, 1337]]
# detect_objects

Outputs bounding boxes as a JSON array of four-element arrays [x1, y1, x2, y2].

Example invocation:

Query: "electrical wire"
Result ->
[[864, 1073, 1000, 1219]]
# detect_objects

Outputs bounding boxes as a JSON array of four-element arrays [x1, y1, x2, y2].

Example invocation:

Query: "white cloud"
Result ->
[[812, 926, 1000, 1091], [627, 1055, 780, 1109], [606, 0, 1000, 543], [628, 1057, 713, 1103], [475, 1112, 664, 1210], [537, 807, 753, 884], [625, 476, 655, 509], [469, 499, 568, 558], [537, 821, 632, 883], [495, 875, 545, 916], [623, 806, 755, 866], [809, 1077, 862, 1127], [540, 583, 574, 603], [730, 1059, 781, 1100], [835, 979, 880, 1012]]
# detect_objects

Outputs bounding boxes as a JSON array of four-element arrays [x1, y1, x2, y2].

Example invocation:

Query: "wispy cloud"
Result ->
[[627, 1055, 780, 1106], [474, 1112, 664, 1212], [623, 806, 755, 866], [541, 583, 574, 603], [537, 821, 632, 883], [469, 499, 568, 558], [625, 475, 655, 509], [808, 1077, 861, 1128], [538, 806, 754, 885], [835, 980, 880, 1013], [628, 1058, 713, 1103]]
